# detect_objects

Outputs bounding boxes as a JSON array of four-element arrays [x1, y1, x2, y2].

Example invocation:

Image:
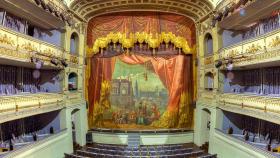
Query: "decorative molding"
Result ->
[[218, 93, 280, 124], [219, 29, 280, 67], [0, 26, 65, 65], [69, 0, 213, 22]]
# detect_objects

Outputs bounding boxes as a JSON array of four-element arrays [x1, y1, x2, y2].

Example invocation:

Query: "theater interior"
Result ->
[[0, 0, 280, 158]]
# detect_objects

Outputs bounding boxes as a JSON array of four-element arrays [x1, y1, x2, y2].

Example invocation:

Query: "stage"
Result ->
[[87, 128, 194, 145]]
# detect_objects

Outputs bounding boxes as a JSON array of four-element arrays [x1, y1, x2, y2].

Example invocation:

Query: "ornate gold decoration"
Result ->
[[204, 56, 214, 65], [228, 49, 239, 58], [269, 36, 280, 48], [21, 42, 38, 52], [87, 32, 192, 56], [0, 34, 15, 47], [43, 48, 55, 57], [91, 80, 111, 127], [245, 44, 262, 54], [70, 55, 79, 64]]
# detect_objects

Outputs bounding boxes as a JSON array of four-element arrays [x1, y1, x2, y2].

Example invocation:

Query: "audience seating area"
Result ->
[[65, 143, 217, 158]]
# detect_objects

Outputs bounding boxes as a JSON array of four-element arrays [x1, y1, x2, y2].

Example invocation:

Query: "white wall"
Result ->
[[91, 132, 194, 145]]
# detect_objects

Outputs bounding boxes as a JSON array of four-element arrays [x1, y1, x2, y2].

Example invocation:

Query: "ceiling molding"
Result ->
[[69, 0, 214, 22]]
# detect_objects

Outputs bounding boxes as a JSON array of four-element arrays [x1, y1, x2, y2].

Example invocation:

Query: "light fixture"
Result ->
[[215, 60, 223, 68], [61, 59, 68, 67], [51, 58, 59, 66]]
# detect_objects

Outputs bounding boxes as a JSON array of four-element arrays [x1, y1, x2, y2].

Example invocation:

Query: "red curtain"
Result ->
[[88, 54, 192, 128], [87, 12, 196, 47]]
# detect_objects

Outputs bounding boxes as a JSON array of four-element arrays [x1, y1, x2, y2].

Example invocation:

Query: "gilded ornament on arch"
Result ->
[[70, 55, 79, 64]]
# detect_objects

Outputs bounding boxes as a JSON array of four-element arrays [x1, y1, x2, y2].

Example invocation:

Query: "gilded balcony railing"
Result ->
[[0, 26, 64, 64], [219, 93, 280, 114], [218, 29, 280, 67], [0, 93, 63, 114]]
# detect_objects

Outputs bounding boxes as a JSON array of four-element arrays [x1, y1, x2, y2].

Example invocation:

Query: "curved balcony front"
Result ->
[[0, 93, 64, 123], [218, 29, 280, 69]]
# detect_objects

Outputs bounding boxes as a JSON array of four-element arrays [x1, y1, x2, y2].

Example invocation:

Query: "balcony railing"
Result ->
[[3, 128, 68, 158], [0, 93, 63, 123], [0, 25, 64, 65], [218, 29, 280, 67], [219, 93, 280, 114], [215, 129, 276, 158]]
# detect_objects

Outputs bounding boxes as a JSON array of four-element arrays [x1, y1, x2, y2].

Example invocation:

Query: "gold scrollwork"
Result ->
[[269, 36, 280, 48], [246, 44, 262, 54], [70, 55, 79, 64], [0, 33, 15, 47], [21, 42, 38, 52]]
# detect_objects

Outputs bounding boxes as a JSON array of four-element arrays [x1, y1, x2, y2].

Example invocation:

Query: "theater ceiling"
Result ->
[[67, 0, 215, 22]]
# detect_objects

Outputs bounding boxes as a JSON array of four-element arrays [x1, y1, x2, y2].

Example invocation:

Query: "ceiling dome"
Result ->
[[69, 0, 214, 22]]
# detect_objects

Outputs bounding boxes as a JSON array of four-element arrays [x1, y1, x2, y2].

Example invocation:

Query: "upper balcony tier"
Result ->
[[218, 93, 280, 124], [0, 93, 63, 123], [218, 28, 280, 69], [0, 25, 82, 68], [0, 0, 71, 29], [216, 0, 280, 30]]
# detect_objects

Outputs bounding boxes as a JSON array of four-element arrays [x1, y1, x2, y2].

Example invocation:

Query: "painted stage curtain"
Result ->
[[87, 12, 195, 129], [87, 12, 196, 47], [88, 54, 193, 129]]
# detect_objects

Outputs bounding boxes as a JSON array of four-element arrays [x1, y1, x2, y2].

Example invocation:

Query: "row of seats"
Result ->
[[87, 146, 193, 153], [76, 149, 205, 158], [65, 153, 217, 158], [65, 143, 218, 158]]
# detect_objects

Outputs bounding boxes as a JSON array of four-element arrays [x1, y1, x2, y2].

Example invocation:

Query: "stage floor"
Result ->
[[88, 128, 194, 145]]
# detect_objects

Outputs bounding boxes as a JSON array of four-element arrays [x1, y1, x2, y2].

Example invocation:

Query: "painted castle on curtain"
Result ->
[[102, 59, 168, 129]]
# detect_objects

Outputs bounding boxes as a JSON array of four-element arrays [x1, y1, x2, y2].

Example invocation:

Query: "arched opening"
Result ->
[[204, 33, 213, 56], [71, 109, 81, 149], [70, 32, 79, 55], [201, 108, 211, 151], [68, 72, 78, 91], [205, 72, 214, 91]]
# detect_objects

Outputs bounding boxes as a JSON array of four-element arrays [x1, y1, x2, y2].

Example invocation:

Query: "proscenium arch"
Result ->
[[70, 0, 214, 22]]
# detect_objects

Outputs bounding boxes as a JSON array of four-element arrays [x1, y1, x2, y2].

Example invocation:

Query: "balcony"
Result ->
[[0, 0, 70, 29], [217, 0, 280, 30], [0, 93, 64, 123], [218, 93, 280, 124], [0, 25, 64, 68], [218, 29, 280, 69]]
